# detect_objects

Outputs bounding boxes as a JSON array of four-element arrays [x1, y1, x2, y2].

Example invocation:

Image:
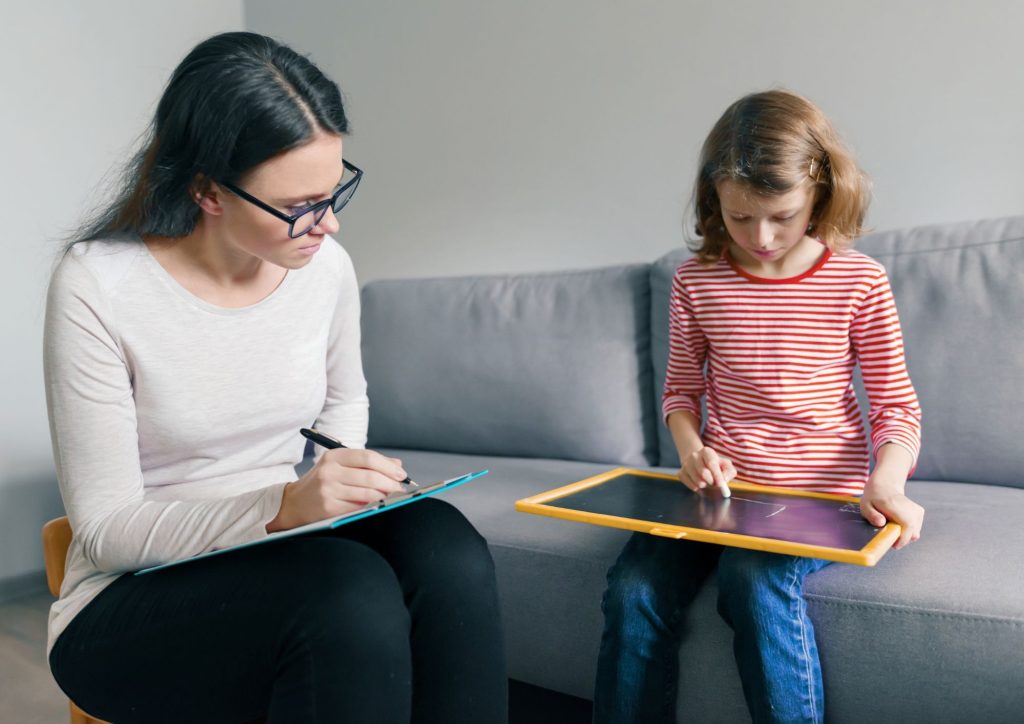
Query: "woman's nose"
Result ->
[[314, 206, 340, 235]]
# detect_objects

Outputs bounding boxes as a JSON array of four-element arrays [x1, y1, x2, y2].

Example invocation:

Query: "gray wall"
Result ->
[[0, 2, 244, 594], [5, 1, 1023, 591], [246, 0, 1024, 282]]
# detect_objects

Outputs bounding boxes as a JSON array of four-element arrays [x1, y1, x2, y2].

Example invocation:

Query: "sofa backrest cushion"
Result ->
[[362, 264, 659, 466], [855, 216, 1024, 488], [650, 247, 693, 470], [651, 216, 1024, 488]]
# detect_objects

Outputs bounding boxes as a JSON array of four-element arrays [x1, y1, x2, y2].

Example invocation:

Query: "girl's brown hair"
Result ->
[[690, 89, 870, 262]]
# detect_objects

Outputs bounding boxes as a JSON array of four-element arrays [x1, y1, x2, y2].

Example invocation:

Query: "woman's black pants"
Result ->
[[50, 498, 507, 723]]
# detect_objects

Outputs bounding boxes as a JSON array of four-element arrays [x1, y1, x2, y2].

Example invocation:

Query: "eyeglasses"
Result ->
[[221, 160, 363, 239]]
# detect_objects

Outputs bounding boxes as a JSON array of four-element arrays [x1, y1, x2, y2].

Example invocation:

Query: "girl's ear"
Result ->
[[808, 184, 826, 235]]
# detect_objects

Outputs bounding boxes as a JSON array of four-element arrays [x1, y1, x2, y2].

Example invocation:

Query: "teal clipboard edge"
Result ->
[[135, 469, 489, 575]]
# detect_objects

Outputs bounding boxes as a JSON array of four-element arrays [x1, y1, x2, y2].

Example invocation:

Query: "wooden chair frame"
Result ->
[[42, 517, 109, 724]]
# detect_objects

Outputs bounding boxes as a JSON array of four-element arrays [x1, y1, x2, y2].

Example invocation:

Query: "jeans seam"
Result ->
[[789, 560, 818, 724]]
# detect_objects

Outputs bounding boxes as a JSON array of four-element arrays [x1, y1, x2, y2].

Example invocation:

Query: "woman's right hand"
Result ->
[[678, 446, 736, 495], [267, 448, 409, 533]]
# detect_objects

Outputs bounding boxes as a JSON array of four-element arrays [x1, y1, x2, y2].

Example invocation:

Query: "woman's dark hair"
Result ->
[[72, 32, 348, 243]]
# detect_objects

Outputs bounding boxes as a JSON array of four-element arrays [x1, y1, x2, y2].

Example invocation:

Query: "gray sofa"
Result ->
[[359, 216, 1024, 722]]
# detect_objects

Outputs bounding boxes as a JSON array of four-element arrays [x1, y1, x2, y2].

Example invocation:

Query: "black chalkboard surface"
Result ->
[[516, 468, 899, 566]]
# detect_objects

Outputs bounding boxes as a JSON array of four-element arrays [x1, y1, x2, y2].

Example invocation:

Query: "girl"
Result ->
[[593, 90, 923, 723], [44, 32, 506, 723]]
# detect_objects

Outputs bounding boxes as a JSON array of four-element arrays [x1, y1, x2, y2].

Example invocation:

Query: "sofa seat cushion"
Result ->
[[798, 479, 1024, 722], [382, 449, 1024, 719]]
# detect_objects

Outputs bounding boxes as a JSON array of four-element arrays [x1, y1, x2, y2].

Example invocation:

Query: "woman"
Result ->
[[44, 31, 506, 723]]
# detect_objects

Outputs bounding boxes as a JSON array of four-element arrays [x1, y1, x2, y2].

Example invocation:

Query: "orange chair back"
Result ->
[[42, 516, 73, 597], [41, 516, 110, 724]]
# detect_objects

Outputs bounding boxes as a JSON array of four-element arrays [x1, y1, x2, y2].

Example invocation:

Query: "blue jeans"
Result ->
[[593, 533, 832, 723]]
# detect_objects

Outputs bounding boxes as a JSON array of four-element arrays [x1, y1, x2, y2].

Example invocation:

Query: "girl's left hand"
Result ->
[[860, 484, 925, 550]]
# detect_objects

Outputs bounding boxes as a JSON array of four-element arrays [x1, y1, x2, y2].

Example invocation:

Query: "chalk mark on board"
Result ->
[[729, 496, 787, 518]]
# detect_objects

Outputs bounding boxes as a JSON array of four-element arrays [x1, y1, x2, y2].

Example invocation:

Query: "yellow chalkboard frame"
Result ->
[[515, 467, 900, 566]]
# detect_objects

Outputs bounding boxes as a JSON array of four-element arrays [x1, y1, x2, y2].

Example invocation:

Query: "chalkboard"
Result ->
[[515, 468, 899, 566]]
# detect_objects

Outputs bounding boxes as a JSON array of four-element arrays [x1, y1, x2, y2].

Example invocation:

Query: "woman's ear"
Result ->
[[191, 175, 224, 216]]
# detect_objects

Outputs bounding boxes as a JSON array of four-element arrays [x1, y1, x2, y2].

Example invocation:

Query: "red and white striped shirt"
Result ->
[[662, 247, 921, 495]]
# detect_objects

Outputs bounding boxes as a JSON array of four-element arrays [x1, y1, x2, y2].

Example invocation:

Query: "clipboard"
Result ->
[[515, 468, 899, 566], [137, 469, 490, 575]]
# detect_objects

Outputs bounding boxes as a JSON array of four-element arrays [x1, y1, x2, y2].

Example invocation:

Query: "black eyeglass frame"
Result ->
[[221, 160, 363, 239]]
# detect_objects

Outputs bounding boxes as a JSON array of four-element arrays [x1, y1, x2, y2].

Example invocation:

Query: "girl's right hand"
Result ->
[[678, 446, 737, 495], [267, 448, 409, 533]]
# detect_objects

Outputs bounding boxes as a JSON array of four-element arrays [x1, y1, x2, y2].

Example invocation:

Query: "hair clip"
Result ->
[[808, 157, 828, 183]]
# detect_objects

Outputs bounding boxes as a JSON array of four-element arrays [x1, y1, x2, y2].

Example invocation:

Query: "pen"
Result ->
[[300, 427, 418, 488]]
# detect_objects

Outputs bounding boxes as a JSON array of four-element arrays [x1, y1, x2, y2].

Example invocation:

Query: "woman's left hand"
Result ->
[[860, 480, 925, 550]]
